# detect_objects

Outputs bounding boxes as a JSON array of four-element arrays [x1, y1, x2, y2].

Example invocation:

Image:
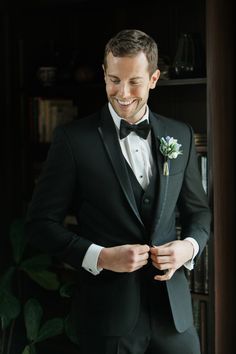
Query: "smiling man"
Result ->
[[26, 29, 211, 354]]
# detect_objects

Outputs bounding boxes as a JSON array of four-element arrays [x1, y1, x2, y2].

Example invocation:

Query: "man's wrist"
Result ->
[[183, 239, 195, 260], [184, 237, 199, 259], [97, 247, 110, 269], [183, 237, 199, 270]]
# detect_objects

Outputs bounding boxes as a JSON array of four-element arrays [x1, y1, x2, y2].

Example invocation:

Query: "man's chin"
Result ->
[[113, 103, 135, 119]]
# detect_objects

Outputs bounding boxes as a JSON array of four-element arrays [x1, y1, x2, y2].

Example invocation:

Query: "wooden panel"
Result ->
[[207, 0, 236, 353]]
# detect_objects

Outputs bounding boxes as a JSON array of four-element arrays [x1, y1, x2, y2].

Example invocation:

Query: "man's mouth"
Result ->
[[116, 99, 135, 106]]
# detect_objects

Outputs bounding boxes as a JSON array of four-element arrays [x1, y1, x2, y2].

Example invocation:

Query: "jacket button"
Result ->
[[143, 197, 150, 204]]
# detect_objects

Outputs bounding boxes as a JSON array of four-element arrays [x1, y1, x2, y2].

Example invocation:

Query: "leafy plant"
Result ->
[[22, 299, 63, 354], [0, 218, 65, 354]]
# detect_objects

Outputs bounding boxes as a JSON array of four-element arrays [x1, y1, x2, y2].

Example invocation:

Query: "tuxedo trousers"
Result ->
[[77, 275, 201, 354]]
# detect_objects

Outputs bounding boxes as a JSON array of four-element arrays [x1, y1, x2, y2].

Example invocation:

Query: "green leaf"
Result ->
[[22, 344, 37, 354], [0, 267, 15, 292], [36, 318, 64, 343], [59, 282, 76, 298], [10, 218, 27, 264], [0, 290, 21, 320], [22, 345, 30, 354], [25, 270, 60, 290], [1, 315, 12, 330], [20, 254, 52, 272], [24, 298, 43, 341], [29, 345, 37, 354]]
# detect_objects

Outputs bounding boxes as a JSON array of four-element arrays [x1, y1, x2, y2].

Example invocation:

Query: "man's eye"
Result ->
[[110, 79, 120, 84], [130, 81, 141, 85]]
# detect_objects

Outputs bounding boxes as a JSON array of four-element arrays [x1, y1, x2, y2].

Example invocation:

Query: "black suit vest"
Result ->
[[124, 132, 158, 237]]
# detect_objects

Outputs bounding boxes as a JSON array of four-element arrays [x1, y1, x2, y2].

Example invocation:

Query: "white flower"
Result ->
[[159, 136, 183, 175]]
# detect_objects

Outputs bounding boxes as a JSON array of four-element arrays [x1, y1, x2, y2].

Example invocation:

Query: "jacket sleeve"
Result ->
[[177, 125, 212, 256], [25, 125, 92, 269]]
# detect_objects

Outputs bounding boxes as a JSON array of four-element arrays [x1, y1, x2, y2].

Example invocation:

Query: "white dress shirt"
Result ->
[[82, 103, 199, 275]]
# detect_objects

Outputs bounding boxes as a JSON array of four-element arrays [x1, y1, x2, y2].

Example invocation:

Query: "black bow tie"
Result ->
[[119, 119, 151, 140]]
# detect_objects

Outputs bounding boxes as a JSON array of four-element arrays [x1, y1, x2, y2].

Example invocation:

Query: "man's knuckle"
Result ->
[[128, 248, 136, 257], [129, 254, 136, 264]]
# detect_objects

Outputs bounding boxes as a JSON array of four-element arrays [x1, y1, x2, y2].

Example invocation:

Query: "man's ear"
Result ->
[[150, 69, 160, 89]]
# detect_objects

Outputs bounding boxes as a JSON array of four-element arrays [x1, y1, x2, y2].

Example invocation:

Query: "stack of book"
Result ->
[[29, 97, 78, 143], [194, 133, 207, 148]]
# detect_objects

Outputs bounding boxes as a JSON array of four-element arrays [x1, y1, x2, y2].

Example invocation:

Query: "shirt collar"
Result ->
[[108, 102, 149, 131]]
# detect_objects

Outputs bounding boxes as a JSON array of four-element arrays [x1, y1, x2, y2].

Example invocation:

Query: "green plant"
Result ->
[[0, 218, 64, 354], [22, 299, 63, 354]]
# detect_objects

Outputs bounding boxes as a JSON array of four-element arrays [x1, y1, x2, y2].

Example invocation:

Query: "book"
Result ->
[[200, 155, 208, 194], [29, 97, 78, 143]]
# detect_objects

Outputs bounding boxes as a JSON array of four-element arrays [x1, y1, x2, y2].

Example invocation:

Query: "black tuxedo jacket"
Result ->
[[26, 104, 211, 336]]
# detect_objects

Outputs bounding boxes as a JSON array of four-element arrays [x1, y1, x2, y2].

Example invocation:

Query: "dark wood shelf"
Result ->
[[196, 145, 207, 154], [158, 77, 207, 87], [26, 81, 105, 98]]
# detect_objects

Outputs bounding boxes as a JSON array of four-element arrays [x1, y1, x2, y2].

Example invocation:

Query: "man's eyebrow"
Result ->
[[129, 76, 143, 80], [107, 74, 119, 79]]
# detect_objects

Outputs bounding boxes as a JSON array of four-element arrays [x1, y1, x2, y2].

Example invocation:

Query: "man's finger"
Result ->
[[135, 244, 150, 254], [152, 261, 172, 270], [150, 244, 172, 256], [150, 254, 170, 264], [154, 268, 175, 281]]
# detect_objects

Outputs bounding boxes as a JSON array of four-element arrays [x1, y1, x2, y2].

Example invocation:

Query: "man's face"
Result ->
[[103, 52, 160, 124]]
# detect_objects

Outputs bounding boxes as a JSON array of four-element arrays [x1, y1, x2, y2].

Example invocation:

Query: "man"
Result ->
[[26, 29, 211, 354]]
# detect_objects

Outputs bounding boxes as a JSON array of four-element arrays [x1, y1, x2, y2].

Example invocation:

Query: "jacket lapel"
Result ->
[[149, 112, 169, 233], [98, 105, 144, 227]]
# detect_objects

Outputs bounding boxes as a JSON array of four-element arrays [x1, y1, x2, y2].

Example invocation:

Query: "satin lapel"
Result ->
[[97, 105, 144, 227], [149, 112, 169, 231]]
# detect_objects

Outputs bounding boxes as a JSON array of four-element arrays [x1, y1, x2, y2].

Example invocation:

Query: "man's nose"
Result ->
[[118, 83, 131, 98]]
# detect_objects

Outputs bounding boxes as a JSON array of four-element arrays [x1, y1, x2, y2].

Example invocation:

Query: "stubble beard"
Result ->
[[109, 96, 146, 123]]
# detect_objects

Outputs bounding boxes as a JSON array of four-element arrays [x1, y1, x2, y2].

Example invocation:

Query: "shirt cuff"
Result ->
[[82, 243, 104, 275], [183, 237, 199, 270]]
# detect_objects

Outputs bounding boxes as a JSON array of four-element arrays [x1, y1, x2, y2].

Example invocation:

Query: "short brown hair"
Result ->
[[103, 29, 158, 76]]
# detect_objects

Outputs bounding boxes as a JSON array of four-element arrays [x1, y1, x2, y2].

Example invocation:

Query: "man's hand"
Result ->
[[97, 244, 150, 273], [150, 240, 194, 281]]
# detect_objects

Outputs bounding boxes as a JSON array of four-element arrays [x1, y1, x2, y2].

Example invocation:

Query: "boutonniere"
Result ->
[[159, 136, 183, 176]]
